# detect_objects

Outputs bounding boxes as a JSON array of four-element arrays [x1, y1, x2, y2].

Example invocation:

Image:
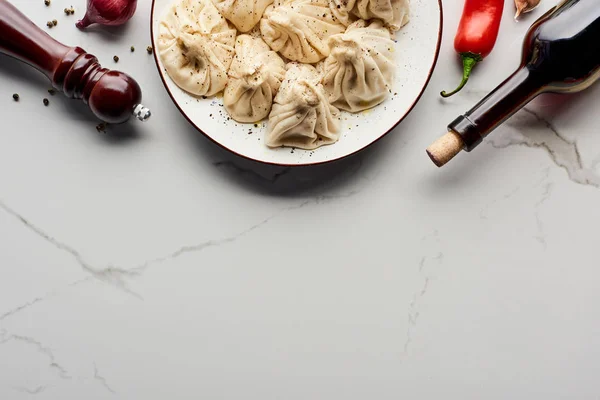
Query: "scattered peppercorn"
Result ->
[[52, 19, 58, 26], [113, 55, 119, 62], [64, 8, 69, 14], [46, 21, 53, 28], [96, 123, 106, 133], [44, 0, 51, 6], [130, 46, 135, 52], [12, 93, 19, 101], [146, 46, 153, 54], [48, 88, 56, 95], [43, 98, 49, 106]]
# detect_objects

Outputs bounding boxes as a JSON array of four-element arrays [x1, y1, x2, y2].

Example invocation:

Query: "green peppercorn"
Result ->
[[130, 46, 135, 52], [48, 88, 56, 95]]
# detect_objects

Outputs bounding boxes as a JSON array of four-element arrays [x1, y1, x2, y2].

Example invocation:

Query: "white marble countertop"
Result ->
[[1, 1, 600, 398]]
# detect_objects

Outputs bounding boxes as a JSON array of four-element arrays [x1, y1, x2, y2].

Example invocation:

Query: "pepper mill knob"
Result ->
[[86, 69, 150, 124], [0, 0, 150, 124]]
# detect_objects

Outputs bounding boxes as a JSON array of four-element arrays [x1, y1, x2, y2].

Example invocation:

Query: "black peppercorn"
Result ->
[[147, 46, 153, 54], [12, 93, 19, 101], [113, 55, 119, 62], [44, 0, 51, 6], [43, 98, 49, 106], [46, 21, 53, 28], [52, 19, 58, 26]]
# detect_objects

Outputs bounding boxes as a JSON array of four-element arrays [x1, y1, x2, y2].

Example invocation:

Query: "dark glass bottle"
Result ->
[[427, 0, 600, 167]]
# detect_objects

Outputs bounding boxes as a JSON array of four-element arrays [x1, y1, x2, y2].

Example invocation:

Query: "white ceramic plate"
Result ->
[[151, 0, 442, 166]]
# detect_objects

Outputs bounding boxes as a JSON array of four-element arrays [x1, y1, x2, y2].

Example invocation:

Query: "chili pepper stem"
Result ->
[[441, 53, 482, 98]]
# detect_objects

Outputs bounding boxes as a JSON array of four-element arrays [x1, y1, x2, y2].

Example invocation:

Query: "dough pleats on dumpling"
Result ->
[[158, 0, 236, 96], [224, 35, 286, 123], [260, 0, 347, 63], [211, 0, 274, 32], [331, 0, 409, 31], [267, 63, 341, 149], [322, 19, 396, 112]]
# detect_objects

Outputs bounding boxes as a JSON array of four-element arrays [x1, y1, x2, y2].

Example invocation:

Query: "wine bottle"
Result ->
[[427, 0, 600, 167]]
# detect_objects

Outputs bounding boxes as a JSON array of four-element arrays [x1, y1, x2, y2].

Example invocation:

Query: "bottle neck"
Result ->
[[449, 67, 545, 151]]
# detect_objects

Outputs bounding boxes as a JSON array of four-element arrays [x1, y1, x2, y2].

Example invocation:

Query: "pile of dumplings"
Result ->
[[158, 0, 410, 150]]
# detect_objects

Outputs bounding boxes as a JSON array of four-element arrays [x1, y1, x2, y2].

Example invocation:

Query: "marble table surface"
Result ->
[[1, 1, 600, 399]]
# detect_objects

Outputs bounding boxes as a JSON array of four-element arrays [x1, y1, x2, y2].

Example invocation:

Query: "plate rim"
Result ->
[[150, 0, 444, 167]]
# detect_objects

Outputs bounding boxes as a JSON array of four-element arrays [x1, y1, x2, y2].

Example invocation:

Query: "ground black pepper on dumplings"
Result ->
[[158, 0, 410, 150]]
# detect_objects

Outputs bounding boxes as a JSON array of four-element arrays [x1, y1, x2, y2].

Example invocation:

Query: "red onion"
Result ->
[[76, 0, 137, 29]]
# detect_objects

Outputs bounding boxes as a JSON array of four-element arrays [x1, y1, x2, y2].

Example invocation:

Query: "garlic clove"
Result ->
[[515, 0, 541, 19]]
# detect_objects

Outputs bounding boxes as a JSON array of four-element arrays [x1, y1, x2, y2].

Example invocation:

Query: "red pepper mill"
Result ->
[[0, 0, 150, 124]]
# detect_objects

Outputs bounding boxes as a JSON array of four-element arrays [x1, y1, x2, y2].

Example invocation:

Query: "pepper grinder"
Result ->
[[0, 0, 150, 124]]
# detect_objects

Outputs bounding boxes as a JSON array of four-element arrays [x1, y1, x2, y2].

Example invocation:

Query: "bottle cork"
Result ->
[[426, 131, 464, 167]]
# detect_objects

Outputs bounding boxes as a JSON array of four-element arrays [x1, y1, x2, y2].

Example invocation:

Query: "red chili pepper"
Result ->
[[440, 0, 504, 98]]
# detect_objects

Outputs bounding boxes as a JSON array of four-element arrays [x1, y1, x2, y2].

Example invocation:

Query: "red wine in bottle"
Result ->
[[427, 0, 600, 167]]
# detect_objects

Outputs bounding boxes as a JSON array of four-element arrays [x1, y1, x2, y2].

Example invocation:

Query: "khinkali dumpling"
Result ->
[[322, 20, 395, 112], [260, 0, 347, 63], [267, 63, 341, 149], [224, 35, 286, 123], [331, 0, 409, 31], [158, 0, 236, 96], [212, 0, 274, 32]]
